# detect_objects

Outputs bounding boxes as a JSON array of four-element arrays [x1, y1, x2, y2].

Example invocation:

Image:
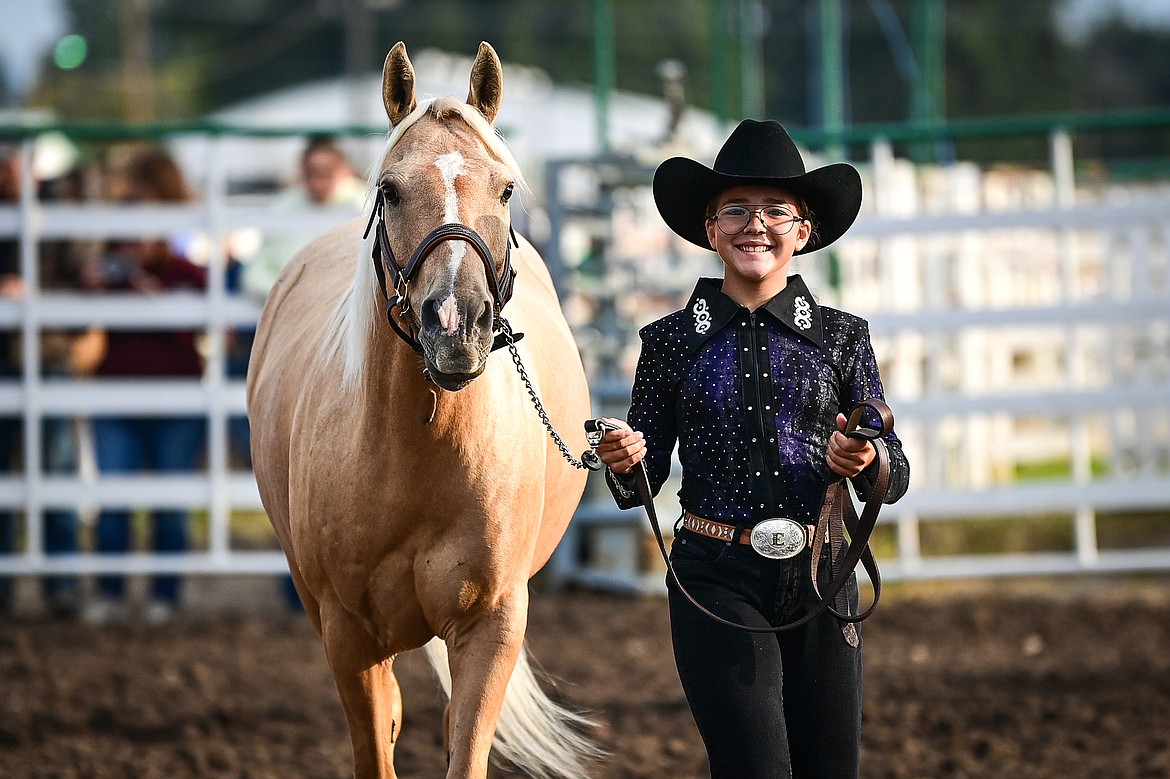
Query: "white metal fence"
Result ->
[[1, 128, 1169, 592], [0, 135, 361, 579]]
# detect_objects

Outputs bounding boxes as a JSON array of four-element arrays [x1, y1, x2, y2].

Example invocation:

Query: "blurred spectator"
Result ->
[[37, 162, 104, 618], [0, 144, 23, 613], [224, 256, 254, 468], [241, 135, 363, 613], [35, 334, 100, 619], [82, 147, 207, 625], [0, 143, 97, 618], [242, 135, 364, 301]]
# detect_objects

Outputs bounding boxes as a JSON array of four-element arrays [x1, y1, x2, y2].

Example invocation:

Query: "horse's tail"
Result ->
[[423, 637, 602, 779]]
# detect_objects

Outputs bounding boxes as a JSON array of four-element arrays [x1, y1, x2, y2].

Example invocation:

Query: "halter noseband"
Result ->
[[363, 193, 520, 355]]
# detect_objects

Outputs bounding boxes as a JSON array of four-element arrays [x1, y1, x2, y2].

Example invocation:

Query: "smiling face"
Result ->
[[704, 184, 812, 308]]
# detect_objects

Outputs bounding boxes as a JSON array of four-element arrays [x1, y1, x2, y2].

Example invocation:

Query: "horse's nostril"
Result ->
[[478, 301, 494, 330], [420, 298, 441, 331], [421, 296, 492, 337]]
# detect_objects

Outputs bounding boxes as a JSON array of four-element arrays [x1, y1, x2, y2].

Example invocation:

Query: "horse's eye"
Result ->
[[501, 183, 514, 204], [381, 183, 400, 207]]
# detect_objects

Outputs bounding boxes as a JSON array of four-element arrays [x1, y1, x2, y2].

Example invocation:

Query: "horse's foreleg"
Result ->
[[285, 560, 322, 632], [320, 601, 403, 779], [443, 593, 528, 779]]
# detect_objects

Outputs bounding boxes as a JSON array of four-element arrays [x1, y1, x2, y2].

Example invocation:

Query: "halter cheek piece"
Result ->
[[363, 193, 521, 355]]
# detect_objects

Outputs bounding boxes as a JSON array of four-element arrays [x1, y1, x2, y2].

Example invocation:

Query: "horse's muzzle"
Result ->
[[420, 332, 491, 391], [425, 366, 482, 392]]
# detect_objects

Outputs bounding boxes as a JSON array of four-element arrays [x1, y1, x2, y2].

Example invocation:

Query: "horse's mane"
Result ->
[[320, 96, 528, 387]]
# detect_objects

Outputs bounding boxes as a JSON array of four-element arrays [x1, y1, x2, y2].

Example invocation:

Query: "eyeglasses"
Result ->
[[709, 205, 805, 236]]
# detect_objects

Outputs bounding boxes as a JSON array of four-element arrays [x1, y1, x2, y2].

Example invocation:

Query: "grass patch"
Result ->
[[1096, 510, 1170, 550], [867, 524, 899, 559], [1013, 456, 1110, 481], [881, 509, 1169, 558], [186, 508, 279, 551], [917, 514, 1074, 556]]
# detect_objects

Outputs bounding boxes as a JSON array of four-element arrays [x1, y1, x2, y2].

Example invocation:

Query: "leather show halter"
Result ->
[[591, 399, 893, 635], [363, 188, 519, 354], [364, 188, 597, 469]]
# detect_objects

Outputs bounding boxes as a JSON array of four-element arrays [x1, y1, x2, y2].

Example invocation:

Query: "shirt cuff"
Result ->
[[850, 457, 882, 501], [606, 468, 638, 500]]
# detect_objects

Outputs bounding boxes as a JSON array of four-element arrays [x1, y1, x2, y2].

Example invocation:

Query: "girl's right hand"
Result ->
[[593, 417, 646, 475]]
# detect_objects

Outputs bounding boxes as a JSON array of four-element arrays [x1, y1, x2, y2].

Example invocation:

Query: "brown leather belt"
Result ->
[[682, 511, 816, 557]]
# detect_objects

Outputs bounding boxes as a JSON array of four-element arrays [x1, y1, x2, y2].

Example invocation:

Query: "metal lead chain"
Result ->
[[501, 320, 589, 470]]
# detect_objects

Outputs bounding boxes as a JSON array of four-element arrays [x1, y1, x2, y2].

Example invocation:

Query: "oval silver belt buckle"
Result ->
[[750, 518, 808, 560]]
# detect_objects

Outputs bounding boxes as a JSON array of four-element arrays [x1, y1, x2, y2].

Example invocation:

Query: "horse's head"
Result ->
[[372, 41, 519, 391]]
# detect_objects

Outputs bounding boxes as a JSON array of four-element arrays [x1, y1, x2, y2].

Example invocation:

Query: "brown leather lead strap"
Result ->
[[635, 399, 892, 635], [811, 402, 891, 623]]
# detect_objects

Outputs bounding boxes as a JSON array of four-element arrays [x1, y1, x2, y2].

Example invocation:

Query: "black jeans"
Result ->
[[667, 527, 863, 779]]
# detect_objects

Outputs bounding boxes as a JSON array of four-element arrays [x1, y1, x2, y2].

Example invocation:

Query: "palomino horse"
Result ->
[[247, 42, 595, 778]]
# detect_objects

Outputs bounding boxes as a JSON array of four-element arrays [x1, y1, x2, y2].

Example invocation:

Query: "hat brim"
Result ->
[[652, 157, 862, 255]]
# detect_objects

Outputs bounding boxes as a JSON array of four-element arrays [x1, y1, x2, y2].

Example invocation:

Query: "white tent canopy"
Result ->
[[171, 48, 725, 194]]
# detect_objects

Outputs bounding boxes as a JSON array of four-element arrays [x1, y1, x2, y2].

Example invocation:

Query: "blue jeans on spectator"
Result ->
[[0, 415, 21, 608], [0, 416, 81, 612], [42, 417, 79, 604], [223, 259, 253, 469], [227, 328, 254, 468], [92, 416, 205, 604]]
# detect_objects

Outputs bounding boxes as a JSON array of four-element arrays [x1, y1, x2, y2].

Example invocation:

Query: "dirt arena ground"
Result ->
[[1, 575, 1168, 779]]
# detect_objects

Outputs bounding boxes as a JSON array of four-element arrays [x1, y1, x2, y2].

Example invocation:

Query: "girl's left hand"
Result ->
[[827, 412, 875, 477], [593, 417, 645, 476]]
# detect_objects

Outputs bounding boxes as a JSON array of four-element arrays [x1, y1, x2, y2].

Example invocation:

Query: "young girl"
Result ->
[[594, 119, 910, 778]]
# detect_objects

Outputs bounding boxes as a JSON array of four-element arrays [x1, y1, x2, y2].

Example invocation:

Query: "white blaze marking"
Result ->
[[437, 294, 460, 334], [434, 152, 467, 281]]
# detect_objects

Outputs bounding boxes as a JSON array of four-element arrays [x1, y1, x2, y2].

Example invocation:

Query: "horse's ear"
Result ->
[[383, 41, 416, 127], [466, 41, 503, 125]]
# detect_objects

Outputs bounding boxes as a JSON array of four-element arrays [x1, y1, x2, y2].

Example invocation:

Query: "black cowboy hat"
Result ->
[[653, 119, 862, 254]]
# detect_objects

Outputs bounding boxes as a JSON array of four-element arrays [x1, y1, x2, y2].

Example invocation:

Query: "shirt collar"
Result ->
[[681, 275, 824, 353], [761, 274, 824, 348], [681, 278, 740, 354]]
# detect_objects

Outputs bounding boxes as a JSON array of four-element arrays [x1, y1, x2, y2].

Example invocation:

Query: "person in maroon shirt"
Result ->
[[90, 246, 206, 376], [82, 148, 207, 625]]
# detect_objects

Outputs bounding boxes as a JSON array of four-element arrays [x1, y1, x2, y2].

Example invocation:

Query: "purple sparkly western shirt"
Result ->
[[607, 274, 909, 524]]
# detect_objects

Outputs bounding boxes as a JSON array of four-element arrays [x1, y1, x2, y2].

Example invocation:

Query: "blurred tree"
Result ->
[[943, 0, 1079, 162], [0, 61, 11, 108], [16, 0, 1170, 167], [946, 0, 1076, 118], [1075, 17, 1170, 165], [33, 0, 343, 120]]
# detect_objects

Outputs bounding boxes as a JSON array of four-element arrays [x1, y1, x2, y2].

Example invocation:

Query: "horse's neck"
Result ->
[[361, 322, 502, 438]]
